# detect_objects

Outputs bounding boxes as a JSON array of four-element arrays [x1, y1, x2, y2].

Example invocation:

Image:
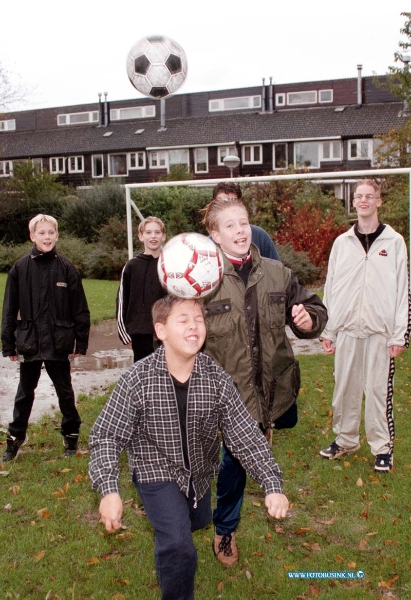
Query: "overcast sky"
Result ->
[[2, 1, 409, 111]]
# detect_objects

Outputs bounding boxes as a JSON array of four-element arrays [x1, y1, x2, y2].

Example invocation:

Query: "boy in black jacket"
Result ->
[[1, 214, 90, 461], [116, 216, 166, 362]]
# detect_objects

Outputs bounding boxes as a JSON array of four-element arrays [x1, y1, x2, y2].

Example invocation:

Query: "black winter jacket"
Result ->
[[1, 246, 90, 360], [116, 253, 166, 344]]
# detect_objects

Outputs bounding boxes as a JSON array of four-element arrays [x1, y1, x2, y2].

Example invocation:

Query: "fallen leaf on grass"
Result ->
[[347, 561, 356, 568], [245, 570, 253, 580], [265, 532, 272, 541], [45, 591, 59, 600], [60, 468, 71, 473], [217, 581, 224, 592], [336, 555, 344, 562], [111, 594, 125, 600], [366, 532, 378, 536], [116, 532, 133, 539], [87, 557, 100, 566], [295, 528, 311, 535], [37, 508, 51, 518], [74, 474, 83, 483], [252, 501, 261, 507], [11, 485, 20, 495], [378, 576, 399, 589], [359, 539, 368, 550], [34, 551, 45, 562], [0, 470, 10, 477], [252, 551, 265, 557], [275, 525, 284, 534], [316, 518, 335, 525], [356, 478, 364, 487], [343, 461, 351, 468], [309, 583, 320, 596]]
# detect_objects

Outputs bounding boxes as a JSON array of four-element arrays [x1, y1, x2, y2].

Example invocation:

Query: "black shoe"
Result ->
[[320, 440, 360, 460], [64, 434, 79, 457], [374, 453, 393, 472], [3, 435, 28, 462]]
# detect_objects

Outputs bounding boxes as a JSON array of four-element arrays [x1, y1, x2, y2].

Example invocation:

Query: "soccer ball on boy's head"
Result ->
[[158, 233, 224, 299], [126, 35, 188, 99]]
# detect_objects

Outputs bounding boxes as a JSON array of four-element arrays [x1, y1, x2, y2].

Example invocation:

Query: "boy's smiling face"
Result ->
[[30, 221, 59, 253], [155, 300, 206, 360], [211, 205, 251, 258]]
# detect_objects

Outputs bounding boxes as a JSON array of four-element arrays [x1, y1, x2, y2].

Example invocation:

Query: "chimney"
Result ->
[[261, 78, 266, 113], [104, 92, 109, 126], [268, 77, 273, 113], [357, 65, 363, 107], [98, 93, 103, 126]]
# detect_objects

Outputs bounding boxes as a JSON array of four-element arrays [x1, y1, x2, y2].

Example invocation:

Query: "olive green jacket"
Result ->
[[204, 245, 327, 428]]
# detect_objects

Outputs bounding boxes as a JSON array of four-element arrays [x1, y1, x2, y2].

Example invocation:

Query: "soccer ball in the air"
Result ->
[[158, 233, 224, 299], [126, 35, 188, 99]]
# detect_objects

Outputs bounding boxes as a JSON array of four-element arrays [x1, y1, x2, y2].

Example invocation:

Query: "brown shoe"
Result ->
[[213, 532, 238, 567]]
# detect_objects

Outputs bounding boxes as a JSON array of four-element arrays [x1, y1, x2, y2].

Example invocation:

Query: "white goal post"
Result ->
[[124, 167, 411, 278]]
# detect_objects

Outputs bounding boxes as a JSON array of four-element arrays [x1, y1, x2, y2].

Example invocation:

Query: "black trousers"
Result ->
[[9, 360, 81, 438]]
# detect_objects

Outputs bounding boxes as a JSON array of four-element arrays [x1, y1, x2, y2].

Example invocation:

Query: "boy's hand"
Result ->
[[322, 339, 336, 355], [265, 493, 289, 519], [291, 304, 313, 331], [390, 345, 406, 358], [99, 493, 123, 533]]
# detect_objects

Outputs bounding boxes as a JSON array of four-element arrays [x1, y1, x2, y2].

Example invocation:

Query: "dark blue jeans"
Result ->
[[9, 360, 81, 438], [133, 477, 212, 600], [213, 443, 247, 536]]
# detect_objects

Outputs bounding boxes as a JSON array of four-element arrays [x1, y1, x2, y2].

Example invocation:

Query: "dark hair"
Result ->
[[152, 295, 205, 325], [212, 182, 242, 199]]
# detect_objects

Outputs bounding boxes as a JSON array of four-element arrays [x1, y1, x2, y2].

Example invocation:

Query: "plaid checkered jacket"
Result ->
[[89, 346, 284, 502]]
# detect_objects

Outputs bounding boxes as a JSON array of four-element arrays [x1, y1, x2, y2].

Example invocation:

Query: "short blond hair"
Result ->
[[138, 216, 166, 235], [200, 197, 248, 233], [353, 179, 381, 196], [28, 214, 58, 234]]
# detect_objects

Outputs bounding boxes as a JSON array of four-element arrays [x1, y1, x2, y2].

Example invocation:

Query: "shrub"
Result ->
[[276, 243, 321, 286], [83, 245, 129, 280], [61, 180, 127, 242]]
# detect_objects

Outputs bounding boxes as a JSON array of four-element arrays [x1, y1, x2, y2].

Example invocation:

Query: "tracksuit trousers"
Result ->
[[331, 331, 395, 456]]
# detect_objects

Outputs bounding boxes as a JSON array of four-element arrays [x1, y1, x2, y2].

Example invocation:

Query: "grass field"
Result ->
[[1, 349, 411, 599]]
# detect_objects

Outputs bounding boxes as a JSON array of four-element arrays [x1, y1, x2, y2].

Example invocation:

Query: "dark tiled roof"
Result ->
[[0, 102, 404, 160]]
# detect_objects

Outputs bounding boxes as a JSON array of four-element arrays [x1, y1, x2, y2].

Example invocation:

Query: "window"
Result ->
[[57, 111, 99, 126], [32, 158, 43, 172], [194, 148, 208, 173], [288, 91, 317, 105], [319, 89, 333, 103], [294, 142, 320, 168], [110, 105, 156, 120], [242, 145, 262, 164], [92, 155, 104, 178], [348, 139, 373, 160], [0, 160, 13, 177], [50, 157, 65, 174], [0, 119, 16, 132], [149, 151, 168, 168], [108, 154, 128, 176], [68, 156, 84, 173], [321, 141, 341, 161], [169, 149, 189, 170], [209, 95, 261, 112], [128, 151, 146, 169], [217, 146, 237, 166], [273, 143, 288, 169], [275, 94, 285, 107]]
